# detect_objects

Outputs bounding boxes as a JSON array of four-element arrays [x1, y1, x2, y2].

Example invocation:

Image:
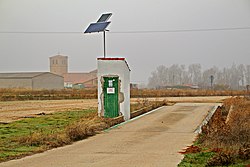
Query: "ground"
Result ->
[[0, 103, 218, 167], [0, 96, 229, 123]]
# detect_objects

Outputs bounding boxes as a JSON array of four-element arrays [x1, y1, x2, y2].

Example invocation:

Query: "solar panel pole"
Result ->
[[103, 31, 106, 58]]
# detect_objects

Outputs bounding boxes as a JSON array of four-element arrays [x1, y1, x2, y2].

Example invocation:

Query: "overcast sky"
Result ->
[[0, 0, 250, 84]]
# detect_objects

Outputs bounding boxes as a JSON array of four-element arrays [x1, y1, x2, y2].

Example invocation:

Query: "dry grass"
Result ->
[[0, 88, 247, 101], [202, 97, 250, 149], [131, 89, 247, 98], [179, 97, 250, 166], [14, 111, 132, 150], [200, 97, 250, 165], [15, 112, 114, 149], [0, 88, 97, 101]]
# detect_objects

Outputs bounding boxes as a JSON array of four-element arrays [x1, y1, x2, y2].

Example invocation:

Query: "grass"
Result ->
[[0, 109, 96, 162], [179, 151, 250, 167], [179, 151, 215, 167]]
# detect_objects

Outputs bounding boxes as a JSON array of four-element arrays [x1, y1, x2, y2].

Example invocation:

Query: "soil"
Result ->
[[0, 99, 97, 123]]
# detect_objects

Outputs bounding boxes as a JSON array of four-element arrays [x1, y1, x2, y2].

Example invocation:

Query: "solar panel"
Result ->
[[84, 22, 111, 33], [97, 13, 112, 23], [83, 13, 113, 58]]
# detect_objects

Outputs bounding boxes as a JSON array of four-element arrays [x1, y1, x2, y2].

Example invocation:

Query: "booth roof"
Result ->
[[97, 57, 131, 71], [97, 58, 125, 61]]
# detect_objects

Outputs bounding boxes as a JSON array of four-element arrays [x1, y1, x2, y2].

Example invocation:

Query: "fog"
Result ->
[[0, 0, 250, 84]]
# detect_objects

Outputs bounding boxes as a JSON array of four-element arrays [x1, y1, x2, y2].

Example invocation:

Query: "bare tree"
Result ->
[[148, 64, 250, 90], [148, 65, 168, 88], [238, 64, 246, 87], [246, 65, 250, 85], [188, 64, 201, 85], [201, 66, 218, 88]]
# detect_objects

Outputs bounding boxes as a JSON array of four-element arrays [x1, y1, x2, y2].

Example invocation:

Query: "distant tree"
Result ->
[[246, 65, 250, 85], [168, 64, 181, 85], [237, 64, 246, 87], [148, 65, 168, 88], [201, 66, 218, 88], [188, 64, 201, 85], [230, 64, 240, 89], [147, 63, 250, 90]]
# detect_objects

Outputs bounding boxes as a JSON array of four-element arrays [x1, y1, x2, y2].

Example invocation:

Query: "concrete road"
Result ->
[[0, 103, 219, 167]]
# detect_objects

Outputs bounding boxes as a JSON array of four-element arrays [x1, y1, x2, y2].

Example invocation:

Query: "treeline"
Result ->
[[148, 64, 250, 90]]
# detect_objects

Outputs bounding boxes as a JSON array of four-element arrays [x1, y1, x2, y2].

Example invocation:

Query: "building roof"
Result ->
[[0, 72, 63, 79], [63, 72, 97, 84]]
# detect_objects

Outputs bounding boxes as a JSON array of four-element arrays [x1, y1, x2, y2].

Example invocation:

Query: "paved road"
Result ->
[[0, 103, 219, 167]]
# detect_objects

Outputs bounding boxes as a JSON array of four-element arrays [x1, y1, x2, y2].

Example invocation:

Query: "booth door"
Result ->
[[103, 77, 119, 118]]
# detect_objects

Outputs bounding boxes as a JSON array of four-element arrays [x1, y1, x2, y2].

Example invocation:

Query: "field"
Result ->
[[0, 88, 247, 101], [0, 99, 97, 123], [0, 88, 246, 164], [0, 96, 229, 123]]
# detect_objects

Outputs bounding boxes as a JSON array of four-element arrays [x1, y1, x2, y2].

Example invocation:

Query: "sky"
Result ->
[[0, 0, 250, 84]]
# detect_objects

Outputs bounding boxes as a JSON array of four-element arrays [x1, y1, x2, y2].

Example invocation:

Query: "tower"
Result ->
[[49, 55, 68, 76]]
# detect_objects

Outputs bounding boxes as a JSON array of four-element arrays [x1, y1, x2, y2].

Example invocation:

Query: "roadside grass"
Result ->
[[178, 97, 250, 167], [130, 98, 169, 112], [0, 109, 96, 162], [179, 150, 250, 167], [179, 151, 215, 167]]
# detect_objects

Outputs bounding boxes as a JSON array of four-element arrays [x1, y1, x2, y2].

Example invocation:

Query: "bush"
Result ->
[[197, 97, 250, 165], [206, 152, 235, 166]]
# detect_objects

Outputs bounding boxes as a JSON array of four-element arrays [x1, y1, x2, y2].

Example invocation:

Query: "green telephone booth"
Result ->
[[103, 77, 119, 118]]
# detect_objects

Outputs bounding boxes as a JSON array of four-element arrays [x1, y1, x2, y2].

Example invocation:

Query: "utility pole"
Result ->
[[210, 75, 214, 89], [247, 85, 249, 96]]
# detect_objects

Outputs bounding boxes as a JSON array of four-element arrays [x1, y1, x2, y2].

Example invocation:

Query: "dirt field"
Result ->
[[0, 96, 230, 123], [0, 99, 97, 123]]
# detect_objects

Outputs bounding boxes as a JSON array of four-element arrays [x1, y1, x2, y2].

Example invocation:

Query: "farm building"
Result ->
[[0, 72, 64, 90], [50, 55, 97, 88], [63, 70, 97, 88]]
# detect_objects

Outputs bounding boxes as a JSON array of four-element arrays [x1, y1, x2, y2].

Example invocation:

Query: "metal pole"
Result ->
[[103, 31, 106, 58]]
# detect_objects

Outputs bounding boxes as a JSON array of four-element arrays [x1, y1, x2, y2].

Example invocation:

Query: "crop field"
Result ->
[[0, 88, 247, 101]]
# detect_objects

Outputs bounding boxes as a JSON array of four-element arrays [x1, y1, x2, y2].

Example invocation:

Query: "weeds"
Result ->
[[202, 97, 250, 149], [179, 97, 250, 166]]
